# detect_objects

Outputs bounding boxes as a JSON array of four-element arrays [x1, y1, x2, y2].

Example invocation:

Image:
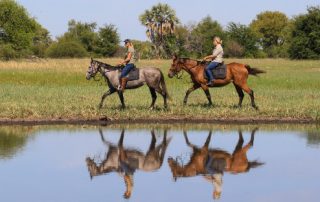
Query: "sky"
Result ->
[[17, 0, 319, 41]]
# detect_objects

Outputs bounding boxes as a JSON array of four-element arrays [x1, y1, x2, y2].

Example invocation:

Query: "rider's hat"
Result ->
[[123, 39, 131, 44]]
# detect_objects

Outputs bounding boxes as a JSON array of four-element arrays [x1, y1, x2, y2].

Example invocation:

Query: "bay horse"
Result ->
[[86, 129, 171, 199], [86, 58, 168, 109], [167, 129, 264, 199], [168, 55, 265, 109]]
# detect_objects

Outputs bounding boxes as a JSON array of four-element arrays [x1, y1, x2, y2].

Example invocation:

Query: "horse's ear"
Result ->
[[91, 57, 93, 62], [172, 53, 177, 60]]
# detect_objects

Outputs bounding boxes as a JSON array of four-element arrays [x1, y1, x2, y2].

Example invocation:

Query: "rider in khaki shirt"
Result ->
[[203, 36, 224, 86]]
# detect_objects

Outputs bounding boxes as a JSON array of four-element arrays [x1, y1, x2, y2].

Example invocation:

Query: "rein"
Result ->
[[175, 59, 203, 79]]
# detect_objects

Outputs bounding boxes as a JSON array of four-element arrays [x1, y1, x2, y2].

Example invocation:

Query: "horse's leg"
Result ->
[[184, 84, 200, 105], [154, 86, 167, 109], [148, 130, 157, 152], [232, 130, 244, 155], [203, 131, 212, 148], [148, 87, 157, 109], [201, 85, 213, 106], [240, 83, 258, 110], [117, 91, 126, 109], [233, 82, 244, 107], [247, 127, 258, 148], [99, 88, 116, 109], [183, 131, 197, 149]]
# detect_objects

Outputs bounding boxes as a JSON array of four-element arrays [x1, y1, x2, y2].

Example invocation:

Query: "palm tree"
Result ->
[[139, 3, 179, 58]]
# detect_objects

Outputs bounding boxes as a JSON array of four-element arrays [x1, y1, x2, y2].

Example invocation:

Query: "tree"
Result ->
[[189, 16, 224, 58], [96, 24, 120, 57], [289, 6, 320, 59], [225, 22, 258, 57], [250, 11, 290, 57], [0, 0, 50, 59], [59, 20, 98, 53], [139, 3, 179, 58]]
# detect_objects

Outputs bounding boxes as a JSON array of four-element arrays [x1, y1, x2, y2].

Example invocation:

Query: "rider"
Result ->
[[118, 39, 136, 91], [203, 36, 224, 86]]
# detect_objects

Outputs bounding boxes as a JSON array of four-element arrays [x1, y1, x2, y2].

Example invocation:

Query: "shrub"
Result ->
[[45, 41, 88, 58]]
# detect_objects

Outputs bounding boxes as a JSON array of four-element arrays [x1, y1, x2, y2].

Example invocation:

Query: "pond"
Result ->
[[0, 124, 319, 202]]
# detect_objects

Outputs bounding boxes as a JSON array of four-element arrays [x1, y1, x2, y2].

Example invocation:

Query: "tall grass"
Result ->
[[0, 58, 319, 121]]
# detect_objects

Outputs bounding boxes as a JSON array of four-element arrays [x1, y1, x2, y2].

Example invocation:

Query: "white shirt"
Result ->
[[212, 44, 224, 63]]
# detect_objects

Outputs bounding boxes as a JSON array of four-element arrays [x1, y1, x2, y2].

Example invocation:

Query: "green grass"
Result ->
[[0, 58, 320, 121]]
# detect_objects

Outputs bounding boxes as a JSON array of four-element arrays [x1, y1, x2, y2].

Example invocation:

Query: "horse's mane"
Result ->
[[178, 57, 208, 66], [92, 59, 120, 70]]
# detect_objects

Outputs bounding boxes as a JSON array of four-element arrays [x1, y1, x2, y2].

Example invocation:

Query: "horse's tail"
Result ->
[[245, 65, 266, 76], [159, 70, 170, 99]]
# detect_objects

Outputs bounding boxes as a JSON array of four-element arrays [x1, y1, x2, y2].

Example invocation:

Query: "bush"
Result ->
[[0, 44, 18, 60], [224, 40, 245, 58], [45, 41, 88, 58]]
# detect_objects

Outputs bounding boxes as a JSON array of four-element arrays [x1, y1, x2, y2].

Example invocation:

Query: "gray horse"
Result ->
[[86, 59, 168, 109]]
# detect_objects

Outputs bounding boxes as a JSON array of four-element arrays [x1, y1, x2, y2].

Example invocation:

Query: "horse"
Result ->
[[86, 129, 171, 199], [167, 129, 264, 199], [86, 58, 169, 109], [168, 55, 265, 109]]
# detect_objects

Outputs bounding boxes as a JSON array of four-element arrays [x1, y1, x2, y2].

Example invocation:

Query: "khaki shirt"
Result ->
[[212, 44, 224, 63], [126, 46, 136, 64]]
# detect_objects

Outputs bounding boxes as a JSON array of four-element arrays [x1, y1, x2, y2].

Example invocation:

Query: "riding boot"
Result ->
[[120, 77, 128, 92], [207, 79, 214, 86]]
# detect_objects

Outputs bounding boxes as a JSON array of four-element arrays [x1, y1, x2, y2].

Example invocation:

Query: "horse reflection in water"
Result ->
[[168, 129, 264, 200], [86, 129, 171, 199]]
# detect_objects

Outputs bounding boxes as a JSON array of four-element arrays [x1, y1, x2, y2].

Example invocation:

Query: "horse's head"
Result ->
[[168, 54, 184, 78], [86, 58, 100, 80], [86, 157, 100, 179], [167, 156, 190, 181]]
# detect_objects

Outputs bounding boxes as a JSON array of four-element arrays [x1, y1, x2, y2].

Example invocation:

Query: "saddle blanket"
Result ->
[[122, 67, 140, 81], [204, 64, 227, 80]]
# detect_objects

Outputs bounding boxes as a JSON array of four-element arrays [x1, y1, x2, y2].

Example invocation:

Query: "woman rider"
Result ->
[[203, 36, 224, 86], [118, 39, 136, 91]]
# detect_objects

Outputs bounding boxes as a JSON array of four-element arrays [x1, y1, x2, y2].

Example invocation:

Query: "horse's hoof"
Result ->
[[149, 106, 155, 110], [253, 105, 259, 110]]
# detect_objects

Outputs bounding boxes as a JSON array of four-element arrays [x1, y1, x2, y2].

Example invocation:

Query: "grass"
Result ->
[[0, 58, 320, 122]]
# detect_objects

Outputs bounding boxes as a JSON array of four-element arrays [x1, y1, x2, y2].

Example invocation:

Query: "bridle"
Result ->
[[171, 59, 203, 79]]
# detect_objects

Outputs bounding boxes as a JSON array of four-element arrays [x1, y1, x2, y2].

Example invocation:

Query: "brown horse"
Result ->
[[86, 129, 171, 199], [167, 129, 264, 199], [168, 56, 265, 109]]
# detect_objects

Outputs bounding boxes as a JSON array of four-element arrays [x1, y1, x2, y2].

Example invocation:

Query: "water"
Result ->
[[0, 125, 319, 202]]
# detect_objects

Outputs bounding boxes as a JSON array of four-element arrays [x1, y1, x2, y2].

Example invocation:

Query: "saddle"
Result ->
[[120, 65, 140, 81], [203, 62, 227, 80]]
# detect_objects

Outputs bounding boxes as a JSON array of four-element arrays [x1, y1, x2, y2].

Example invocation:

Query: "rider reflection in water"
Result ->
[[168, 129, 264, 200], [86, 129, 171, 199]]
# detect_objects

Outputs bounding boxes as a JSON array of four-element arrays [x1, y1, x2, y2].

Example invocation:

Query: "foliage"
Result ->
[[289, 6, 320, 59], [139, 3, 179, 58], [53, 20, 120, 58], [131, 40, 153, 59], [250, 11, 290, 57], [45, 40, 88, 58], [0, 0, 51, 59], [95, 24, 120, 57], [225, 23, 258, 58], [189, 16, 224, 58]]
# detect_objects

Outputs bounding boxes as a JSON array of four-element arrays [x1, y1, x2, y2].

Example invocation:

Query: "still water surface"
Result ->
[[0, 125, 319, 202]]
